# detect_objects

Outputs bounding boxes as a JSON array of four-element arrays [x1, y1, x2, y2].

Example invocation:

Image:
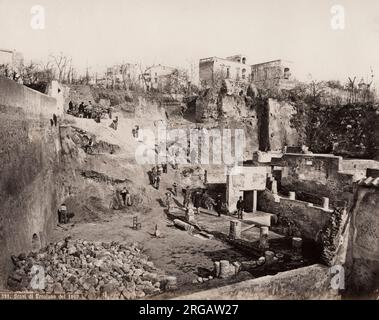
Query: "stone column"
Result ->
[[253, 190, 257, 213], [322, 197, 329, 210], [265, 251, 275, 265], [229, 220, 242, 240], [271, 179, 278, 195], [289, 191, 296, 200], [259, 226, 269, 249], [292, 237, 302, 254]]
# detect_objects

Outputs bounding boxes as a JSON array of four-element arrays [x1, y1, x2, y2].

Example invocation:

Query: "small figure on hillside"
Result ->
[[162, 163, 168, 174], [120, 187, 131, 207], [236, 196, 244, 220], [68, 101, 73, 112], [85, 138, 94, 154], [79, 102, 85, 117], [135, 125, 140, 138], [194, 191, 202, 214], [53, 114, 58, 126], [108, 106, 113, 119], [154, 224, 161, 238], [172, 182, 178, 196], [165, 192, 172, 212], [110, 116, 119, 130], [185, 205, 195, 224], [58, 203, 68, 224], [215, 194, 222, 217], [183, 186, 191, 208], [155, 175, 160, 190]]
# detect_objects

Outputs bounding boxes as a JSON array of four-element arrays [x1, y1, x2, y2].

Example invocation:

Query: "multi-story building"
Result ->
[[250, 59, 294, 89], [199, 55, 295, 90], [0, 48, 24, 73], [199, 54, 250, 87], [105, 63, 141, 88], [143, 64, 188, 92]]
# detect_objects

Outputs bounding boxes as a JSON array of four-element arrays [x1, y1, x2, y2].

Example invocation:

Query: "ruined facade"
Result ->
[[199, 54, 250, 87], [0, 48, 24, 72], [250, 59, 295, 89]]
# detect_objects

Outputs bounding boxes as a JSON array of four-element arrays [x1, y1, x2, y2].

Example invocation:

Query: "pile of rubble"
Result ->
[[7, 238, 171, 299]]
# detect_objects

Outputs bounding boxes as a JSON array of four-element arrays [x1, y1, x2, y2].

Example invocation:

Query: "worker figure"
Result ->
[[120, 187, 131, 207], [85, 138, 94, 154], [185, 205, 195, 224], [162, 163, 168, 174], [237, 196, 245, 220], [172, 182, 178, 196], [165, 192, 172, 212], [183, 186, 191, 208], [58, 203, 68, 224], [113, 116, 119, 130], [155, 175, 160, 190], [215, 194, 222, 217], [135, 125, 140, 138], [194, 191, 202, 214], [157, 164, 162, 176], [79, 102, 85, 117]]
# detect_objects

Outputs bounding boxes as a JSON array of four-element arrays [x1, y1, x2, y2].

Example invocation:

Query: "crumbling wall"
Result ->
[[0, 77, 63, 289], [258, 190, 333, 242], [273, 154, 355, 207], [267, 98, 300, 151]]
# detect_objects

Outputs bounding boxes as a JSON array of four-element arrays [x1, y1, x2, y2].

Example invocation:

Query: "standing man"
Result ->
[[53, 114, 58, 126], [183, 186, 191, 208], [108, 106, 113, 119], [236, 196, 244, 220], [58, 203, 68, 224], [165, 192, 172, 212], [172, 182, 178, 196], [215, 194, 222, 217], [120, 187, 128, 207], [194, 191, 202, 214], [155, 175, 160, 190]]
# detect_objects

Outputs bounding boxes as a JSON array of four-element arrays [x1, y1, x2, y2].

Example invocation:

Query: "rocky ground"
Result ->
[[7, 238, 170, 299]]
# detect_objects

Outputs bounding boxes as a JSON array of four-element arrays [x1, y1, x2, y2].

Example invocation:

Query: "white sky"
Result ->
[[1, 0, 379, 87]]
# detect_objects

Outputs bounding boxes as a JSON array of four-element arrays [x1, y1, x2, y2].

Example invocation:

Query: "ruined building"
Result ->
[[199, 54, 295, 90]]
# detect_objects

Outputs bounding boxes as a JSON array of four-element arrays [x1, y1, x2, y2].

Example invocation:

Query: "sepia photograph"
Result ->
[[0, 0, 378, 310]]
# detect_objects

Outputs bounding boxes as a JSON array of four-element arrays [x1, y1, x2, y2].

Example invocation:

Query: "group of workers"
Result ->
[[67, 100, 113, 123], [132, 125, 140, 138], [150, 163, 168, 190]]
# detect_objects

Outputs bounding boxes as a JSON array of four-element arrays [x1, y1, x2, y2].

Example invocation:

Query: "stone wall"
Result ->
[[346, 183, 379, 297], [0, 76, 61, 119], [0, 76, 63, 289], [272, 153, 355, 208], [176, 264, 339, 300], [258, 190, 333, 242]]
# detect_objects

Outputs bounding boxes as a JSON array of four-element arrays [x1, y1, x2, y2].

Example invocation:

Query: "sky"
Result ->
[[1, 0, 379, 87]]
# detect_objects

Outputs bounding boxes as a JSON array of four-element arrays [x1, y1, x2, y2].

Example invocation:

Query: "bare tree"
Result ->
[[308, 80, 326, 103], [50, 52, 71, 83]]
